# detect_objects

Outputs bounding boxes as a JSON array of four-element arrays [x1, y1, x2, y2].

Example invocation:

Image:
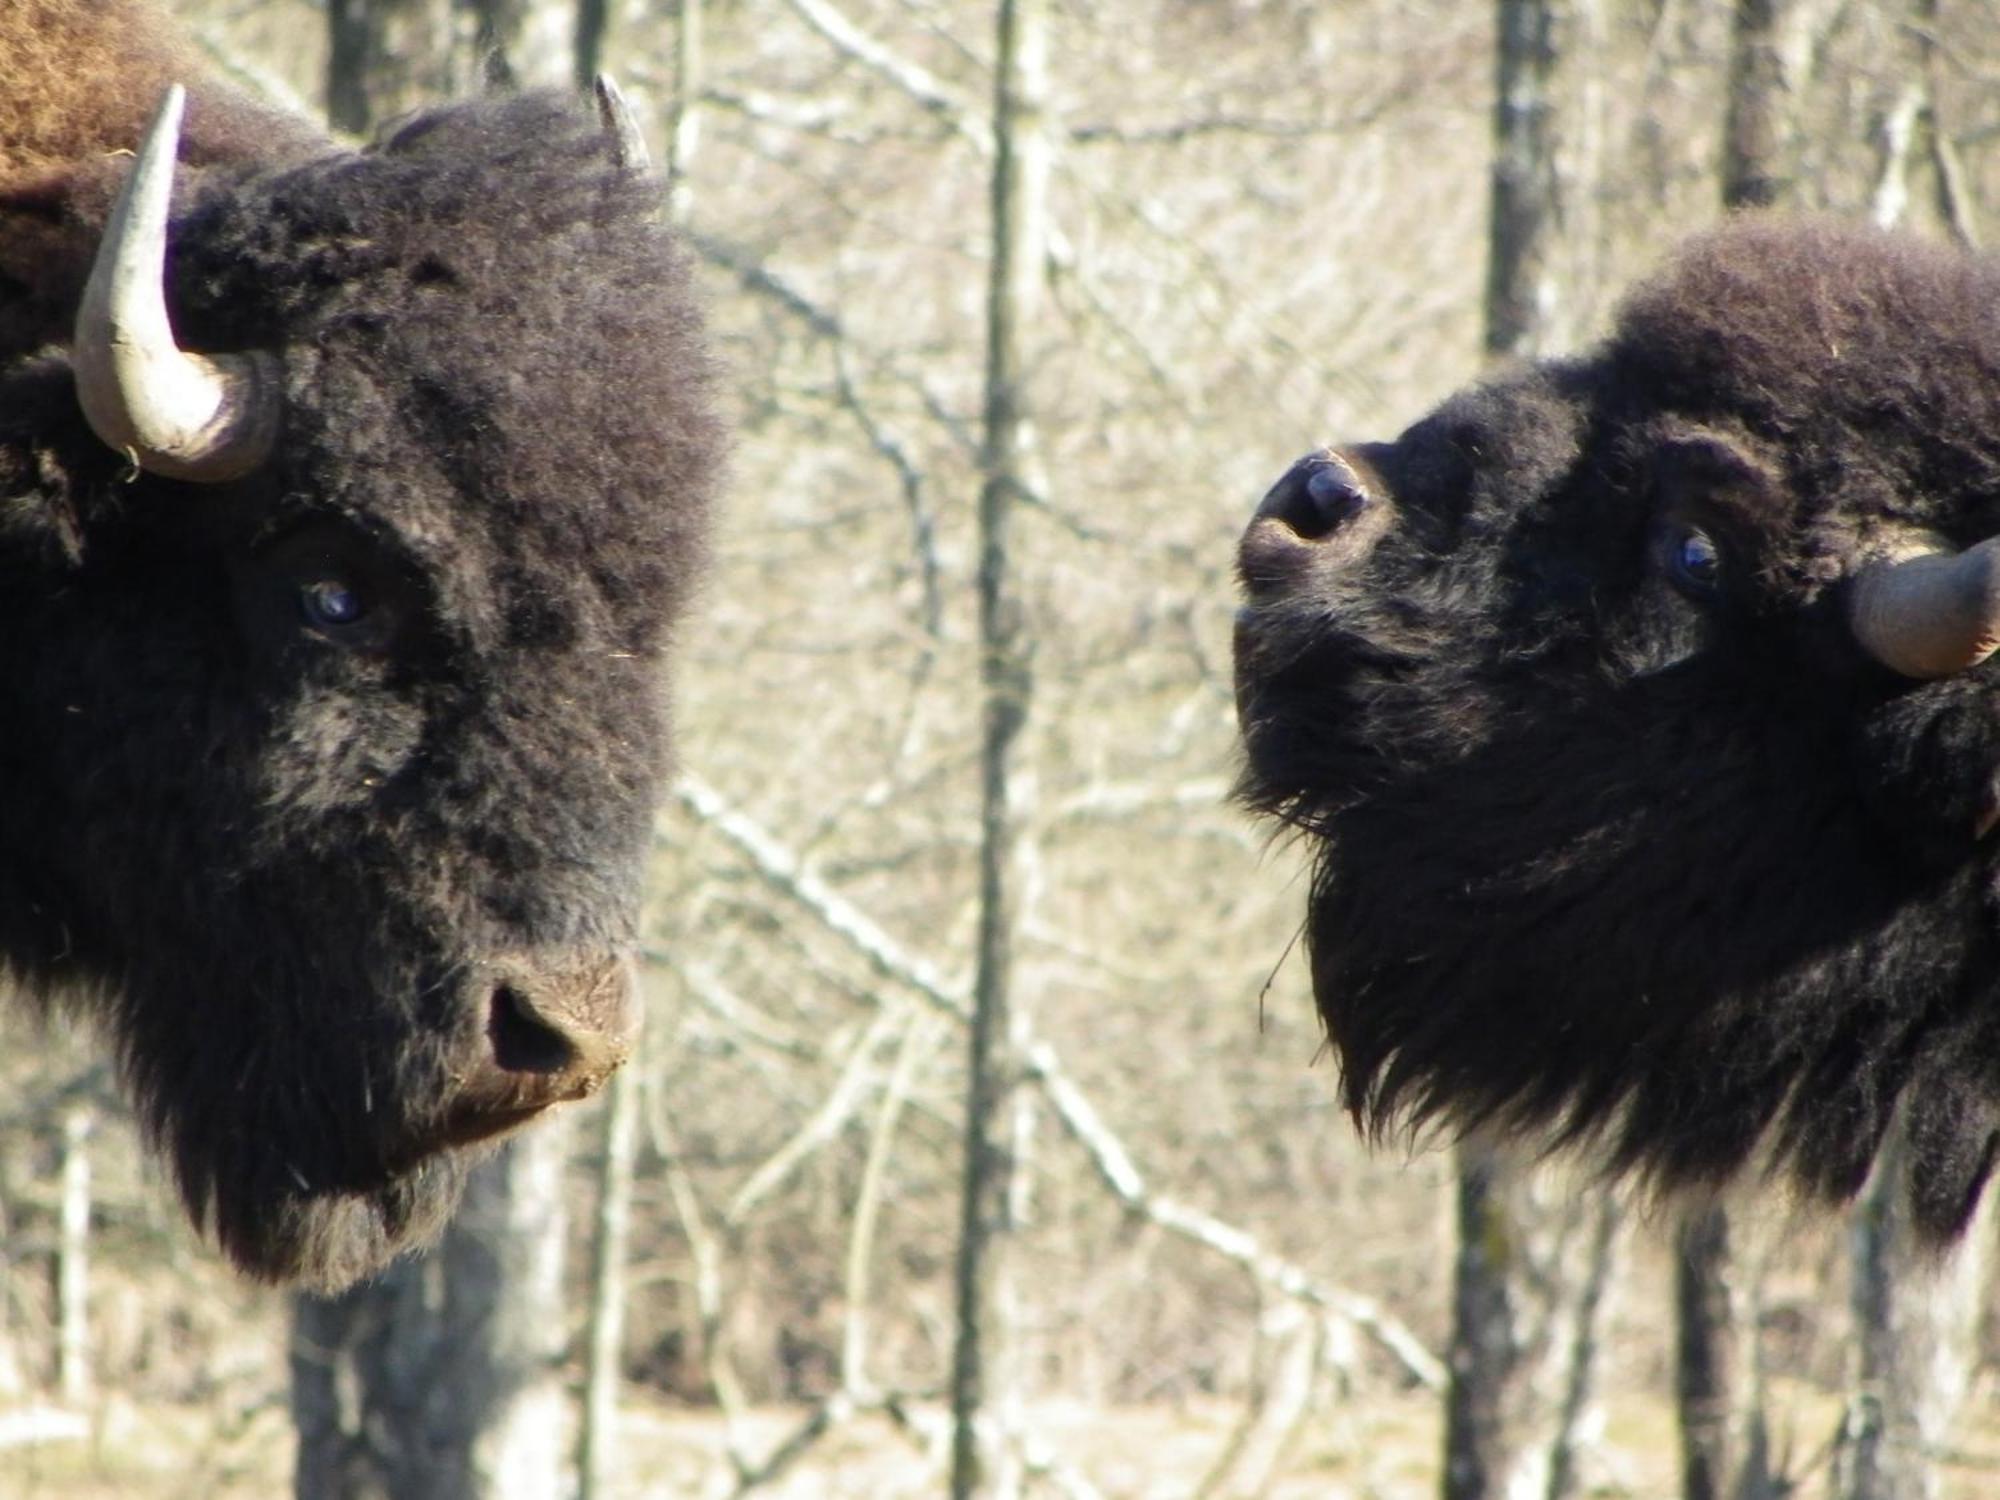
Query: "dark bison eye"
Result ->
[[1668, 528, 1722, 597], [301, 577, 368, 630]]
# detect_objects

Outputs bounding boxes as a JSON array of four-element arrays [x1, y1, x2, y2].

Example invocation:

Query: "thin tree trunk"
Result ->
[[666, 0, 704, 218], [1668, 13, 1826, 1489], [577, 1068, 641, 1500], [1673, 1206, 1773, 1500], [306, 20, 580, 1495], [0, 1193, 21, 1400], [1834, 1128, 1998, 1500], [948, 0, 1048, 1494], [1486, 0, 1576, 362], [56, 1105, 90, 1407], [1444, 1148, 1521, 1500], [1447, 7, 1611, 1498], [1445, 1153, 1618, 1500]]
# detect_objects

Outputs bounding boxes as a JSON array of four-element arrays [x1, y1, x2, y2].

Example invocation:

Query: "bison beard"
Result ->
[[0, 5, 720, 1288], [1235, 218, 2000, 1242]]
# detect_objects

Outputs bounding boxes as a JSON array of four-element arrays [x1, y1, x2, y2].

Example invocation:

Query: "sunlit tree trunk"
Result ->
[[666, 0, 704, 217], [1666, 12, 1831, 1492], [949, 0, 1049, 1495], [291, 1120, 574, 1500], [56, 1104, 90, 1407], [1673, 1205, 1772, 1500], [1834, 1128, 1998, 1500], [1447, 6, 1615, 1498], [577, 1069, 640, 1500]]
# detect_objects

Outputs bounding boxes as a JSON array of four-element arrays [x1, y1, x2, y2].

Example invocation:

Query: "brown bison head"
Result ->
[[0, 89, 719, 1288], [1235, 219, 2000, 1239]]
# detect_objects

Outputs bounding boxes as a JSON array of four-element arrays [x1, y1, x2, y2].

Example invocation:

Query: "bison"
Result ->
[[1234, 218, 2000, 1240], [1, 0, 721, 1287]]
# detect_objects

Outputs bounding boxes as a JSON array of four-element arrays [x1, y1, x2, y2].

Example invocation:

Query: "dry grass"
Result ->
[[9, 1383, 2000, 1499]]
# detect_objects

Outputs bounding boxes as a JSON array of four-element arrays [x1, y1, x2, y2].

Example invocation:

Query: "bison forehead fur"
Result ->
[[1235, 218, 2000, 1240], [1, 8, 721, 1288]]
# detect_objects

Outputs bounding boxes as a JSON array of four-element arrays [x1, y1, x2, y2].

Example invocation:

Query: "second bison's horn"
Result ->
[[73, 86, 281, 483], [593, 76, 651, 172], [1849, 538, 2000, 678]]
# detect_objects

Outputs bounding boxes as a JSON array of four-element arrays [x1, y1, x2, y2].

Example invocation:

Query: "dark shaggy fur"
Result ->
[[1236, 218, 2000, 1239], [1, 4, 720, 1286]]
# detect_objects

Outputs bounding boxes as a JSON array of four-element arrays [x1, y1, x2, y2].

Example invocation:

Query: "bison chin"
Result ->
[[110, 946, 638, 1288], [209, 1151, 475, 1292]]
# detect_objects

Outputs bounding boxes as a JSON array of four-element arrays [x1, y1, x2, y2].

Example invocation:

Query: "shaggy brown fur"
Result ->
[[0, 0, 320, 357], [2, 1, 721, 1286]]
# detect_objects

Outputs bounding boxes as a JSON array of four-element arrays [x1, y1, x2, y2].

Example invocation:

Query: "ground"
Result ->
[[11, 1385, 2000, 1498]]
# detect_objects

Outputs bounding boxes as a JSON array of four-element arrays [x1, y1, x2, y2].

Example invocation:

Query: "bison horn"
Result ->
[[73, 85, 281, 483], [592, 75, 651, 172], [1849, 537, 2000, 678]]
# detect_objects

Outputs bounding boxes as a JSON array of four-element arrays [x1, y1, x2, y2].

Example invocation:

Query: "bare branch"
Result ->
[[668, 776, 1447, 1391], [778, 0, 993, 152]]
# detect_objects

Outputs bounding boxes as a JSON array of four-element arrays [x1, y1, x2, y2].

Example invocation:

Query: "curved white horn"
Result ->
[[73, 86, 280, 483], [1849, 537, 2000, 678]]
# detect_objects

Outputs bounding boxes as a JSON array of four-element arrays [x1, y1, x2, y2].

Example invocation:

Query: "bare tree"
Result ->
[[55, 1105, 90, 1408], [950, 1, 1050, 1495], [1833, 1128, 1998, 1500], [1446, 6, 1618, 1498], [1661, 13, 1833, 1493], [291, 1122, 574, 1500], [577, 1067, 641, 1499]]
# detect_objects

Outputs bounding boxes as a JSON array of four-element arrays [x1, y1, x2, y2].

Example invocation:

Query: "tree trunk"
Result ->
[[1834, 1129, 1998, 1500], [577, 1068, 641, 1500], [1673, 1205, 1774, 1500], [326, 0, 466, 137], [291, 1119, 574, 1500], [56, 1105, 90, 1407], [1486, 0, 1582, 362], [1672, 14, 1822, 1492], [1443, 1147, 1617, 1500], [1721, 0, 1821, 210], [948, 1, 1048, 1495], [1447, 8, 1614, 1497], [666, 0, 703, 220]]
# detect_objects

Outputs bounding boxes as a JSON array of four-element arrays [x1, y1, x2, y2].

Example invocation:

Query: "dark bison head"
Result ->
[[0, 90, 719, 1287], [1234, 218, 2000, 1240]]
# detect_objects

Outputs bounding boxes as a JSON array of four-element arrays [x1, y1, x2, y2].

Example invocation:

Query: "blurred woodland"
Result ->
[[10, 0, 2000, 1496]]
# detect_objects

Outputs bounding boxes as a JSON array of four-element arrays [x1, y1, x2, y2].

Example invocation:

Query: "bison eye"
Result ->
[[301, 577, 369, 631], [1668, 528, 1723, 598]]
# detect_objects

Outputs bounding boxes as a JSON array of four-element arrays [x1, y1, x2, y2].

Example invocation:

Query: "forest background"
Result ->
[[7, 0, 2000, 1497]]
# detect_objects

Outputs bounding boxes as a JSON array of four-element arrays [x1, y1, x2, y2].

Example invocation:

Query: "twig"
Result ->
[[667, 775, 1447, 1391], [778, 0, 993, 153]]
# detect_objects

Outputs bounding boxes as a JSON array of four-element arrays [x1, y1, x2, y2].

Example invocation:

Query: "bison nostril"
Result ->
[[1298, 461, 1370, 538], [487, 984, 578, 1076]]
